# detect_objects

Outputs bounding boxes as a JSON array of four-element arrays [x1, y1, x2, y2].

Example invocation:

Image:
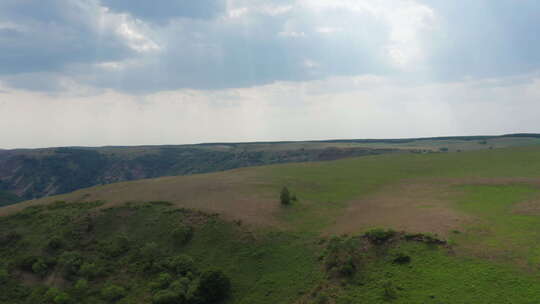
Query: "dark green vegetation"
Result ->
[[0, 201, 322, 304], [0, 143, 397, 205], [0, 189, 22, 207], [280, 186, 291, 205], [2, 133, 540, 205]]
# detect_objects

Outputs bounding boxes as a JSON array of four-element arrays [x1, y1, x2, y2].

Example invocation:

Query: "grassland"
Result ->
[[2, 134, 539, 206], [4, 145, 540, 303]]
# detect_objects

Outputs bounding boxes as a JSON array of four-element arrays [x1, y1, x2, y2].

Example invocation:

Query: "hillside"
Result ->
[[1, 134, 539, 206], [3, 145, 540, 303]]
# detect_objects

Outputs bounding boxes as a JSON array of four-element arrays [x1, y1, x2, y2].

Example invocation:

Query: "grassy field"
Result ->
[[3, 134, 539, 206], [4, 145, 540, 303]]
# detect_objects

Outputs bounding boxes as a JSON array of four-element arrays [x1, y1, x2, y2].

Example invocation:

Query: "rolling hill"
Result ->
[[3, 145, 540, 303], [1, 133, 539, 207]]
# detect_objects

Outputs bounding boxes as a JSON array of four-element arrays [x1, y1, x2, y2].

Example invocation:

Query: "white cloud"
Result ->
[[316, 27, 341, 34], [278, 30, 306, 38], [301, 0, 436, 66], [2, 72, 540, 148], [303, 59, 319, 69], [260, 4, 293, 16], [116, 22, 160, 52], [226, 7, 249, 19]]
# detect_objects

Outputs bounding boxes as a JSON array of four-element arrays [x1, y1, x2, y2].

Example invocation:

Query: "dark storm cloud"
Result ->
[[100, 0, 227, 22], [0, 0, 134, 77], [88, 8, 390, 92], [0, 0, 394, 92], [2, 0, 540, 93]]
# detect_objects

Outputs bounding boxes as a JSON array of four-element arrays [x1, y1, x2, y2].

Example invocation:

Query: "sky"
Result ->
[[1, 0, 540, 149]]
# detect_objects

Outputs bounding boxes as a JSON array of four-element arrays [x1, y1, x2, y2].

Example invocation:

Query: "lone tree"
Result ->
[[280, 186, 291, 205]]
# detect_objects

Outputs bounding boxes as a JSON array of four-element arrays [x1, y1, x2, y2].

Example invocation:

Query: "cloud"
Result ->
[[2, 72, 540, 149], [100, 0, 227, 22], [1, 0, 540, 107], [0, 0, 438, 93], [419, 0, 540, 80], [0, 0, 163, 91]]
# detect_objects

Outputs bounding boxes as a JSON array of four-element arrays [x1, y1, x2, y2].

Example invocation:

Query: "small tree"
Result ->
[[280, 186, 291, 205]]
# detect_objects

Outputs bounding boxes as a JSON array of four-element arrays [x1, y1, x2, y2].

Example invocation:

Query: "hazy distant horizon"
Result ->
[[3, 132, 540, 150]]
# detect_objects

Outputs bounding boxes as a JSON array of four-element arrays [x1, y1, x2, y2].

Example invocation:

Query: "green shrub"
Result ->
[[17, 255, 38, 272], [140, 242, 162, 272], [196, 270, 231, 303], [323, 236, 361, 278], [58, 251, 84, 279], [100, 284, 126, 302], [152, 290, 178, 304], [157, 272, 173, 289], [141, 242, 161, 262], [280, 186, 291, 205], [404, 232, 445, 244], [27, 286, 49, 303], [364, 228, 396, 244], [338, 258, 356, 276], [74, 279, 88, 297], [166, 255, 196, 276], [422, 233, 444, 244], [0, 231, 21, 246], [31, 258, 49, 277], [100, 235, 130, 257], [172, 225, 194, 246], [393, 253, 411, 264], [45, 288, 61, 302], [47, 236, 63, 250], [79, 262, 102, 280], [316, 293, 329, 304], [53, 292, 71, 304], [169, 277, 194, 297], [0, 267, 8, 283]]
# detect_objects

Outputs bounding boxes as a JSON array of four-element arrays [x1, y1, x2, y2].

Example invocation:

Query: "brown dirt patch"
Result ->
[[0, 168, 282, 228], [327, 177, 540, 237], [512, 198, 540, 215], [326, 181, 472, 237]]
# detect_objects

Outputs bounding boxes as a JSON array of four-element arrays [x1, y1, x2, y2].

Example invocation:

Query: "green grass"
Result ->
[[448, 184, 540, 266], [337, 241, 540, 303], [260, 146, 540, 231], [6, 147, 540, 303]]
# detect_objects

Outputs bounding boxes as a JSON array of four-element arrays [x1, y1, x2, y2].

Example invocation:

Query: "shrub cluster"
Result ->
[[149, 256, 231, 304], [0, 201, 233, 304], [323, 236, 361, 278], [403, 232, 445, 245], [364, 228, 396, 244], [172, 225, 194, 246]]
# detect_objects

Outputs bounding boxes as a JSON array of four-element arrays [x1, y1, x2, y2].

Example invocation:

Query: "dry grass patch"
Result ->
[[0, 168, 283, 227], [326, 181, 472, 237]]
